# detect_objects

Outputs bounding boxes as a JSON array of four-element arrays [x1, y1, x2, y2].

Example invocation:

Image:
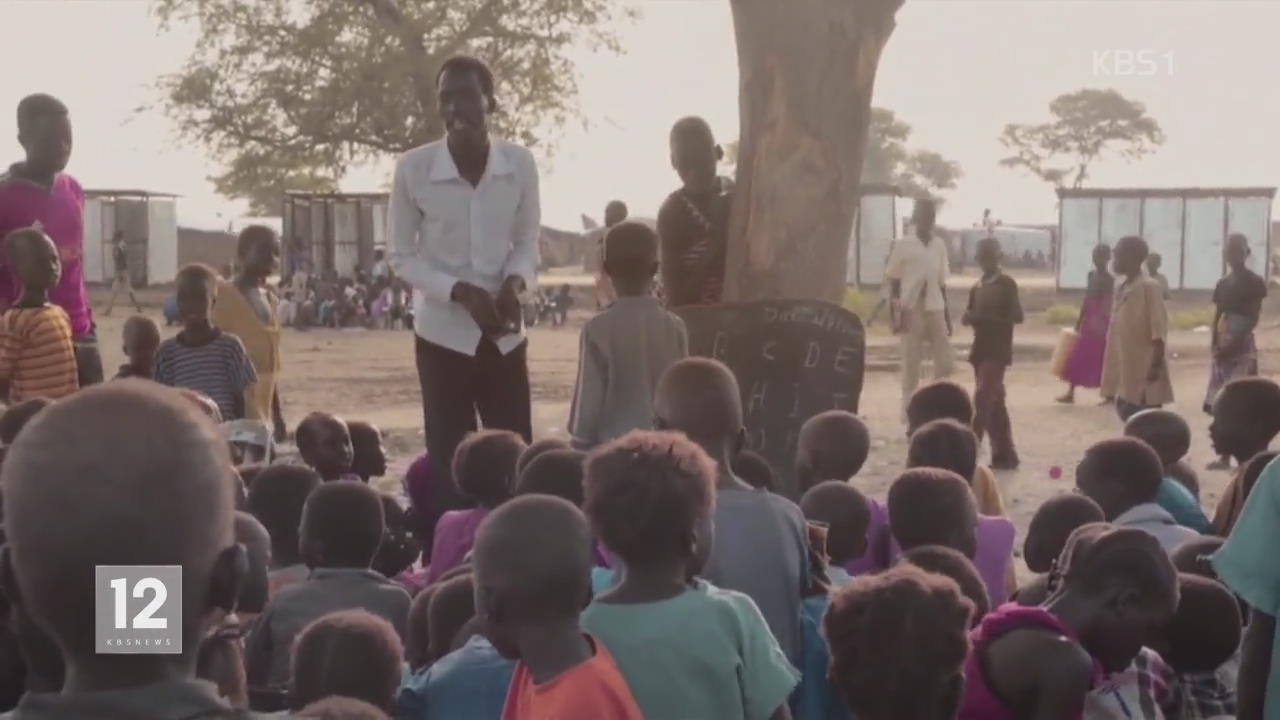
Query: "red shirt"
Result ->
[[0, 171, 93, 337], [502, 635, 644, 720]]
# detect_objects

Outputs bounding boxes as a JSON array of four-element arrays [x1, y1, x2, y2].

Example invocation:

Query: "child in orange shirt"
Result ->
[[472, 494, 643, 720]]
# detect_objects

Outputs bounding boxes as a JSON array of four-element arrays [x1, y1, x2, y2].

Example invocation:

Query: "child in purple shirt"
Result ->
[[427, 430, 526, 583], [0, 95, 99, 385]]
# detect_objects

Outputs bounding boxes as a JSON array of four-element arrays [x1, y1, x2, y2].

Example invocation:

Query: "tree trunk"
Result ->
[[725, 0, 903, 303]]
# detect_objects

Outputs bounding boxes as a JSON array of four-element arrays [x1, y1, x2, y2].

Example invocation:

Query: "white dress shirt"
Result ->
[[884, 233, 950, 312], [387, 137, 541, 356]]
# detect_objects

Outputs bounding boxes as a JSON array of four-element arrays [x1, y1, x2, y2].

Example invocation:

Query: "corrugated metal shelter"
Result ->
[[1057, 187, 1276, 291], [848, 184, 904, 286], [282, 192, 388, 280], [83, 190, 180, 286]]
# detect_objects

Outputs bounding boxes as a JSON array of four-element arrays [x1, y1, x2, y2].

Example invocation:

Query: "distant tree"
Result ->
[[152, 0, 624, 215], [999, 88, 1164, 189]]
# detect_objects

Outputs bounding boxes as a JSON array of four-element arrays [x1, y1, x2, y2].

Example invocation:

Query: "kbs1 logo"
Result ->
[[95, 566, 183, 654], [1092, 50, 1174, 77]]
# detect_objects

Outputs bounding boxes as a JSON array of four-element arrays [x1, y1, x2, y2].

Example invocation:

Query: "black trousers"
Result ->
[[414, 335, 532, 548]]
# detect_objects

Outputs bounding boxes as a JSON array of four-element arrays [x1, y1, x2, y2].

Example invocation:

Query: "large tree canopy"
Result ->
[[153, 0, 624, 215], [999, 88, 1164, 189]]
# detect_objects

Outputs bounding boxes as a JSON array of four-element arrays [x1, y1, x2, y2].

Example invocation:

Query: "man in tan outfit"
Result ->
[[1101, 235, 1173, 421], [886, 198, 954, 414]]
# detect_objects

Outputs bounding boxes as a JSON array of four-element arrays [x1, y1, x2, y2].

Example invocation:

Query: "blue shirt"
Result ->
[[1154, 477, 1212, 533], [1213, 455, 1280, 720], [791, 595, 851, 720], [395, 636, 514, 720]]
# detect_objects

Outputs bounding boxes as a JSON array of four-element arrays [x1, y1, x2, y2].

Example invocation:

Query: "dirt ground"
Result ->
[[91, 279, 1280, 576]]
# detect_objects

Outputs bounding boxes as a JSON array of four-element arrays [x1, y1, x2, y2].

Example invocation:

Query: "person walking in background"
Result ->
[[591, 200, 629, 309], [1147, 252, 1171, 300], [1205, 233, 1267, 471], [0, 94, 103, 386], [963, 237, 1023, 470], [1101, 236, 1172, 421], [104, 230, 142, 316], [1057, 244, 1114, 404], [388, 55, 539, 543], [213, 225, 288, 440], [885, 197, 954, 416]]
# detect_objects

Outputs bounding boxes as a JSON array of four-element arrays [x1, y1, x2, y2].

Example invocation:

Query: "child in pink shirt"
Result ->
[[427, 430, 526, 582]]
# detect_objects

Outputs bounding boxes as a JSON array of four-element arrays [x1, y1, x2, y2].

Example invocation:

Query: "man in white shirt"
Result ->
[[884, 197, 954, 413], [387, 55, 539, 538]]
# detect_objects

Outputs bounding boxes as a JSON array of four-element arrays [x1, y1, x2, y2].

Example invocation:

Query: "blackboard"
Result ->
[[674, 300, 866, 499]]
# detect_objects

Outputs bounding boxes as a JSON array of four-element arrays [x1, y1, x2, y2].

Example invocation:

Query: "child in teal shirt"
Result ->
[[581, 431, 799, 720], [1124, 409, 1212, 532]]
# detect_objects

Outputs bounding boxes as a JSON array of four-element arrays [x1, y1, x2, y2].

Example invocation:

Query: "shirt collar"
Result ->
[[12, 678, 234, 720], [428, 139, 512, 182]]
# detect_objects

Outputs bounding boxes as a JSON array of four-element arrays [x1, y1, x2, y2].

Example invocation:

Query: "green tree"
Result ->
[[153, 0, 625, 215], [999, 88, 1164, 189]]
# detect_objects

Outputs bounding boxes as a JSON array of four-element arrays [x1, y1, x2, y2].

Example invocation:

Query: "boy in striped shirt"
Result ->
[[153, 264, 257, 420], [0, 227, 78, 402]]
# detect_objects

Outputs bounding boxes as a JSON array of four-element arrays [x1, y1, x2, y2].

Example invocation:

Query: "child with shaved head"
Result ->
[[0, 227, 77, 402], [655, 358, 809, 665], [1, 381, 247, 717], [474, 495, 643, 719], [116, 314, 161, 380], [1124, 409, 1212, 532]]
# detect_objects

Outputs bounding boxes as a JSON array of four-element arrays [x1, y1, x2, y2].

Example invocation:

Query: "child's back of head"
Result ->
[[424, 572, 477, 665], [901, 545, 990, 624], [248, 464, 322, 566], [1148, 574, 1240, 676], [1, 382, 240, 691], [296, 696, 390, 719], [888, 468, 978, 558], [453, 429, 527, 508], [731, 451, 777, 492], [234, 511, 272, 616], [405, 584, 439, 672], [906, 381, 974, 433], [516, 449, 586, 507], [796, 410, 870, 492], [1075, 437, 1165, 521], [1054, 522, 1180, 672], [907, 418, 979, 482], [602, 222, 660, 293], [800, 481, 870, 568], [472, 495, 593, 661], [300, 480, 385, 569], [824, 565, 972, 720], [348, 421, 387, 481], [654, 359, 743, 457], [290, 609, 403, 713], [517, 438, 571, 477], [1023, 494, 1106, 573], [1123, 409, 1191, 470]]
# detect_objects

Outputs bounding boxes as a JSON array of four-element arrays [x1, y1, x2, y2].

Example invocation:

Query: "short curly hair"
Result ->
[[906, 381, 974, 432], [799, 481, 871, 566], [290, 610, 403, 713], [517, 438, 570, 477], [1123, 409, 1191, 469], [246, 464, 322, 549], [907, 418, 979, 483], [900, 545, 990, 623], [296, 696, 389, 719], [516, 449, 586, 507], [824, 565, 972, 719], [584, 431, 716, 569], [452, 430, 527, 507], [1055, 523, 1179, 618], [1155, 574, 1241, 674], [427, 573, 476, 663], [731, 450, 777, 492], [796, 411, 870, 491], [1023, 494, 1105, 574], [887, 468, 977, 556]]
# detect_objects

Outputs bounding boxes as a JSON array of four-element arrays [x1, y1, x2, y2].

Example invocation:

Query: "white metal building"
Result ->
[[83, 190, 180, 286], [281, 192, 389, 280], [1056, 187, 1275, 291], [848, 184, 903, 286]]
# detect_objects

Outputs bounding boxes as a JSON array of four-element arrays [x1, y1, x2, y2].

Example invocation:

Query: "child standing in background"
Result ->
[[1205, 233, 1267, 471], [153, 263, 257, 420], [569, 222, 688, 451], [1102, 235, 1173, 420], [962, 237, 1023, 470], [0, 228, 77, 402], [114, 314, 160, 380]]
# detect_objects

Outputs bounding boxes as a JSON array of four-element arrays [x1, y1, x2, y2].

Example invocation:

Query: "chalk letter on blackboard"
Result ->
[[712, 331, 728, 361], [762, 340, 777, 361], [748, 380, 767, 416], [764, 306, 777, 323], [834, 346, 858, 374], [805, 341, 820, 369]]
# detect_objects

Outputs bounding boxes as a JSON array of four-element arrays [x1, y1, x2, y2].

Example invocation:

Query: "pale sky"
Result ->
[[2, 0, 1278, 232]]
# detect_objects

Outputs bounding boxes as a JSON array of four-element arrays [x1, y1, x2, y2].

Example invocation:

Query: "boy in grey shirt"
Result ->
[[245, 481, 410, 689], [569, 222, 688, 450]]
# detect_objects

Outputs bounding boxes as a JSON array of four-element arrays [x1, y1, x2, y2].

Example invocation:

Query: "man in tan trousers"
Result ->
[[885, 198, 954, 415]]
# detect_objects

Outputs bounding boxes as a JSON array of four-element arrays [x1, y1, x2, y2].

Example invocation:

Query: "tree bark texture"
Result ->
[[726, 0, 903, 303]]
